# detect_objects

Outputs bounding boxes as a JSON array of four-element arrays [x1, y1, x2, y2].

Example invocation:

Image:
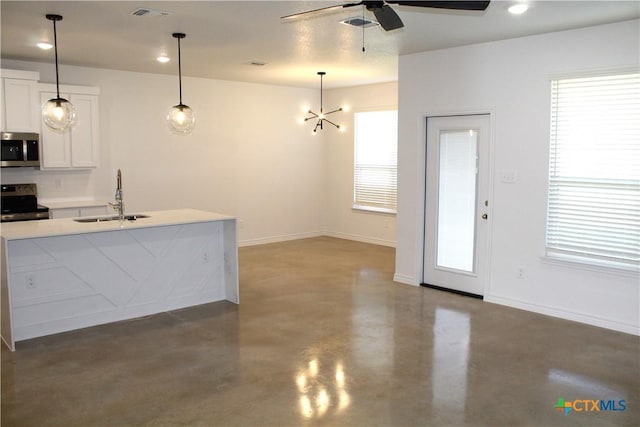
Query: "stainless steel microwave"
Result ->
[[1, 132, 40, 167]]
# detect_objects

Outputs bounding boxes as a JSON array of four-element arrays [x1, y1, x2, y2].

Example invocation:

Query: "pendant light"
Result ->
[[166, 33, 195, 135], [302, 72, 344, 135], [42, 14, 76, 132]]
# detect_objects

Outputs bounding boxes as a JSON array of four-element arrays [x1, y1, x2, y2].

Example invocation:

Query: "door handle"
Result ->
[[482, 213, 488, 220]]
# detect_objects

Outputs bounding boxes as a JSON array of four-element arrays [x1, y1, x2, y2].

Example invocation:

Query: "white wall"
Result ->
[[1, 59, 325, 245], [323, 82, 398, 247], [1, 60, 401, 247], [396, 20, 639, 334]]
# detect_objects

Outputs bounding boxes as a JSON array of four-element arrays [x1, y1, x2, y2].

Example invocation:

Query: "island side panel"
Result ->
[[1, 237, 15, 350], [6, 220, 235, 345], [223, 219, 239, 304]]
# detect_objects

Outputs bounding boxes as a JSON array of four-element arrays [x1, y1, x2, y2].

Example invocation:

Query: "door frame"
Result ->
[[416, 109, 496, 297]]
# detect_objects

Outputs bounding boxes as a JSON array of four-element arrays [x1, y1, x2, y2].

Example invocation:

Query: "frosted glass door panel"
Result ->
[[436, 130, 478, 272]]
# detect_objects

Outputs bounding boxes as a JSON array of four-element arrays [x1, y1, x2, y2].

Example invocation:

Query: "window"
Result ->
[[353, 110, 398, 213], [546, 72, 640, 270]]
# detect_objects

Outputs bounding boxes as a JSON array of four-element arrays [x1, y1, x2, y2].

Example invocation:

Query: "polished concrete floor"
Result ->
[[1, 237, 638, 426]]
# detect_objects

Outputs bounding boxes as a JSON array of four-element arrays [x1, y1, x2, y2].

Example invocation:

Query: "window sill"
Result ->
[[352, 205, 396, 215], [541, 252, 639, 278]]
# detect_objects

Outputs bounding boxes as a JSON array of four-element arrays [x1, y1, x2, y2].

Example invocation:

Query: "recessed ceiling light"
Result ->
[[157, 54, 170, 63], [508, 3, 529, 15], [37, 42, 53, 50], [248, 61, 267, 67]]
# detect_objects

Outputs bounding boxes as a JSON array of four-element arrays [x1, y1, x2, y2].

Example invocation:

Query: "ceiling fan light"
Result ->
[[167, 104, 195, 135]]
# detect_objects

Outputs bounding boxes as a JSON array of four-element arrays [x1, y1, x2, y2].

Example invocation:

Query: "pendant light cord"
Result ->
[[320, 73, 323, 114], [362, 5, 366, 53], [52, 18, 61, 99], [177, 36, 183, 105]]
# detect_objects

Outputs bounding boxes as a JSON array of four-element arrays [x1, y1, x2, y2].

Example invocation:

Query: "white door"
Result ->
[[423, 114, 491, 297]]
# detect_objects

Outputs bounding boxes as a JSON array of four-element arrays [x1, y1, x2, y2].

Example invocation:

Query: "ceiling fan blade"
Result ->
[[281, 2, 363, 21], [386, 1, 490, 11], [370, 4, 404, 31]]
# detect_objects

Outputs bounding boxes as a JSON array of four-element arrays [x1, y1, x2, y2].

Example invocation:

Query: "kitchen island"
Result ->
[[1, 209, 238, 350]]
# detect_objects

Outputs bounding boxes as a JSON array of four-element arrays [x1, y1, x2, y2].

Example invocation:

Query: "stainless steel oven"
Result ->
[[1, 183, 49, 222], [1, 132, 40, 168]]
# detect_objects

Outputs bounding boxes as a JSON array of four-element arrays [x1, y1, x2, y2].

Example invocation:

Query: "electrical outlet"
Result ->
[[26, 274, 36, 289], [383, 219, 389, 229], [202, 252, 209, 264], [239, 220, 245, 230], [517, 267, 525, 279], [501, 170, 517, 183]]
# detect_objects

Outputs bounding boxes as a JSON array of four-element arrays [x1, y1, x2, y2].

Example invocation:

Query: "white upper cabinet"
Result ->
[[1, 70, 101, 169], [1, 70, 40, 132], [39, 85, 100, 169]]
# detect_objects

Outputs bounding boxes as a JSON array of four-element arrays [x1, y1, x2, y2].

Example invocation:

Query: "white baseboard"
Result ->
[[240, 230, 396, 248], [324, 231, 396, 248], [239, 231, 323, 247], [485, 295, 640, 336], [393, 273, 417, 286]]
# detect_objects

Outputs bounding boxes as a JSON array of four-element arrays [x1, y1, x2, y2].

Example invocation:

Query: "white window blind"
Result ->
[[353, 110, 398, 213], [546, 72, 640, 269]]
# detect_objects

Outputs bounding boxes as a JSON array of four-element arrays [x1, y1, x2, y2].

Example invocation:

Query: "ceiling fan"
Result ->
[[282, 1, 491, 31]]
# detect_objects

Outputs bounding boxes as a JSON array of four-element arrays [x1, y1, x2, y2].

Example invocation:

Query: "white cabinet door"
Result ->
[[39, 91, 99, 169], [69, 94, 99, 168], [2, 78, 40, 132]]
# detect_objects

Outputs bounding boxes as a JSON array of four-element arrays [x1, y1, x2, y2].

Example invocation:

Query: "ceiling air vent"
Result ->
[[130, 8, 172, 18], [340, 16, 379, 28]]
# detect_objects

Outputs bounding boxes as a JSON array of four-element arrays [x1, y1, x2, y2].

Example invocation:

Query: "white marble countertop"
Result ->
[[0, 209, 235, 241]]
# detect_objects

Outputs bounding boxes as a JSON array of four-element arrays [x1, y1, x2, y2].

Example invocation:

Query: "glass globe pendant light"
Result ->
[[42, 14, 76, 132], [166, 33, 195, 135]]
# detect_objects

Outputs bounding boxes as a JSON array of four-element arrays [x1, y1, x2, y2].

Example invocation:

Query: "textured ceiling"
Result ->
[[1, 1, 638, 89]]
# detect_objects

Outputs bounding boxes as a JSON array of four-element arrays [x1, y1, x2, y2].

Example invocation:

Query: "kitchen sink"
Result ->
[[73, 214, 150, 223]]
